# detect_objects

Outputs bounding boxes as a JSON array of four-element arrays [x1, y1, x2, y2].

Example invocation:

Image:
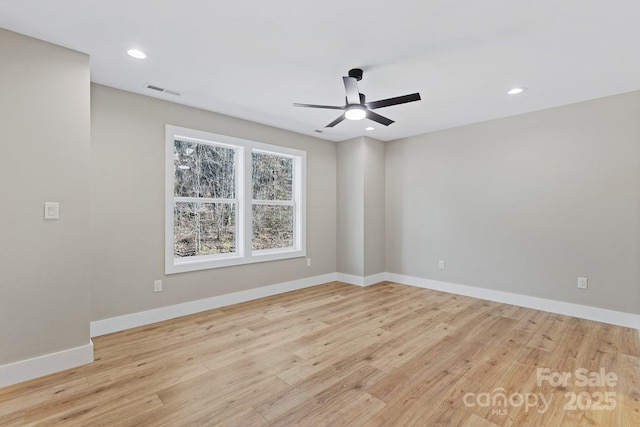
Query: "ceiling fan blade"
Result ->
[[325, 114, 346, 128], [366, 110, 394, 126], [343, 76, 361, 105], [293, 103, 345, 110], [366, 93, 421, 110]]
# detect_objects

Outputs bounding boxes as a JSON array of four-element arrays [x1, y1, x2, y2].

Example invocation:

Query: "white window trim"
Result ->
[[165, 125, 306, 274]]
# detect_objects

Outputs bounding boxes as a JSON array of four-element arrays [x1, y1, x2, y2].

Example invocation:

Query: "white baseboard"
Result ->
[[364, 273, 386, 286], [91, 270, 639, 339], [386, 273, 640, 330], [0, 341, 94, 388], [336, 272, 386, 287], [6, 272, 634, 389], [90, 273, 338, 337]]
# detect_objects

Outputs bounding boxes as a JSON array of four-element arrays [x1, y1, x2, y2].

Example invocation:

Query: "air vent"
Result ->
[[314, 130, 323, 133], [146, 84, 181, 96]]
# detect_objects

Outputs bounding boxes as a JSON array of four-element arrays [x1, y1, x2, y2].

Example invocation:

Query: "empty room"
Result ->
[[1, 1, 639, 426]]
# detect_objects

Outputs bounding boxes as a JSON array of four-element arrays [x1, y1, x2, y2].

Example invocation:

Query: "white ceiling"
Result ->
[[2, 0, 640, 142]]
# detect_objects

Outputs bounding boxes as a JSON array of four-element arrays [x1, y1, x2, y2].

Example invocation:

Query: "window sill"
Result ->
[[166, 249, 306, 274]]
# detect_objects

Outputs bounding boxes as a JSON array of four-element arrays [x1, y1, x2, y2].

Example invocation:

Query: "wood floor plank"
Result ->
[[1, 281, 637, 426], [461, 413, 501, 427], [257, 358, 372, 420], [405, 375, 487, 426], [292, 326, 390, 361], [265, 364, 386, 426], [0, 411, 23, 427], [525, 316, 570, 353], [514, 308, 550, 335], [131, 376, 289, 427], [364, 368, 461, 426], [40, 393, 164, 427], [367, 321, 454, 373], [611, 353, 640, 427], [217, 407, 269, 427], [22, 361, 207, 424], [0, 377, 90, 416]]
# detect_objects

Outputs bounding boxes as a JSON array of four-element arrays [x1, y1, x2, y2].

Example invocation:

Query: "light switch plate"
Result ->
[[577, 277, 588, 289], [44, 202, 59, 220]]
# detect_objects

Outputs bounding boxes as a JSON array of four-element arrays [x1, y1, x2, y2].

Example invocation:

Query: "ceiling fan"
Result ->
[[293, 68, 421, 128]]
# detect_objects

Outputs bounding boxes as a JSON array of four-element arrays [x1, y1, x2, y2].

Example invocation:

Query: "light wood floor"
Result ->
[[1, 282, 638, 426]]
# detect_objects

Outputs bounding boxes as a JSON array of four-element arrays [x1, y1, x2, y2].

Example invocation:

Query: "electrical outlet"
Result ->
[[577, 277, 588, 290], [439, 260, 445, 270], [44, 202, 60, 220], [154, 280, 163, 292], [306, 258, 312, 267]]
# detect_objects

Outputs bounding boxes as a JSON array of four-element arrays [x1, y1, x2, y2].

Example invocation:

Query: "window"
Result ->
[[166, 125, 306, 274]]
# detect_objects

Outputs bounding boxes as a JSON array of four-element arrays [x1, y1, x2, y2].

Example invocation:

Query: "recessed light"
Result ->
[[127, 49, 147, 59], [365, 127, 375, 131], [507, 87, 526, 95]]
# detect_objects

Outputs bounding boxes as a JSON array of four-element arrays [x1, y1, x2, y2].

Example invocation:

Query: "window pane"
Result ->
[[174, 140, 236, 199], [252, 204, 294, 250], [174, 202, 236, 257], [252, 152, 293, 200]]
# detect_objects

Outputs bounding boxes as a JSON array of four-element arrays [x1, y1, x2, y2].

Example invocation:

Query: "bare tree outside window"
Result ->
[[173, 140, 236, 257], [252, 152, 294, 250]]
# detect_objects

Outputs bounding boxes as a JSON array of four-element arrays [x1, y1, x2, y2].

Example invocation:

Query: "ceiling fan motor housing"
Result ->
[[348, 68, 363, 81]]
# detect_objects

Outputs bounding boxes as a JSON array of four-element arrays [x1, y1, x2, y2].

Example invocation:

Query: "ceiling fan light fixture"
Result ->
[[345, 105, 366, 121]]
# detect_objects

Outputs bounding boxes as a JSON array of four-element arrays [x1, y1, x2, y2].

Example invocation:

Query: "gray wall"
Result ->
[[386, 92, 640, 314], [0, 29, 91, 364], [363, 138, 385, 277], [337, 137, 365, 276], [337, 137, 385, 277], [90, 84, 337, 320]]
